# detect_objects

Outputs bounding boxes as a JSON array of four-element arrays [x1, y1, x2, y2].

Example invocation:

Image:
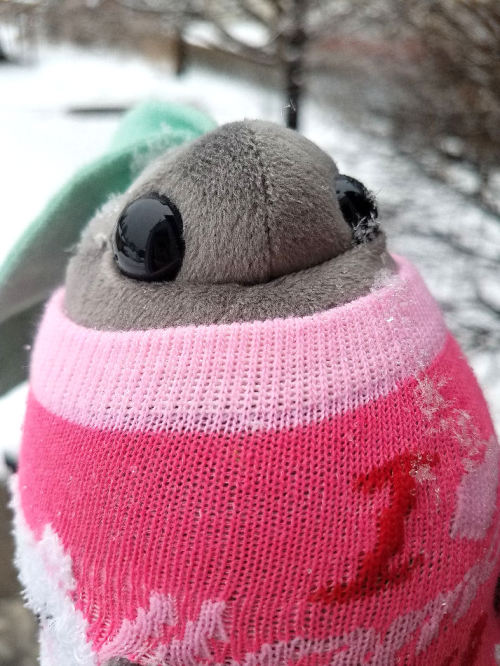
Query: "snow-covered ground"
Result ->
[[0, 44, 498, 472]]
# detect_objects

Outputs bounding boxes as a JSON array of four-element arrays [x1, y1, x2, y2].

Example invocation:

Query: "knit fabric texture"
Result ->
[[12, 256, 500, 665]]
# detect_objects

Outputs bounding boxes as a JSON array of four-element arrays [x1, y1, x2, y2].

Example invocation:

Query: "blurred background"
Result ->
[[0, 0, 499, 662]]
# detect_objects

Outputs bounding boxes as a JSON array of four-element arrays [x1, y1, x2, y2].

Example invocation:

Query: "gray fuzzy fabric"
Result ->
[[65, 120, 394, 330]]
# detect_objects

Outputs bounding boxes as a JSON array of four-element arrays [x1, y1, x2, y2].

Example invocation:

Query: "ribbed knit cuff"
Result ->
[[30, 255, 446, 434]]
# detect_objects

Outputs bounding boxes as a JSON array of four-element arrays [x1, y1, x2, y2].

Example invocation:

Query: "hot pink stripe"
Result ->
[[30, 256, 447, 433]]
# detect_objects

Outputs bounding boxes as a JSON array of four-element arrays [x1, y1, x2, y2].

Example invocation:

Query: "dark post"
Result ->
[[282, 0, 307, 130], [173, 24, 187, 76]]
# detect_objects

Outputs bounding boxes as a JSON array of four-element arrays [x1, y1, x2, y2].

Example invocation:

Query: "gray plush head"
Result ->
[[65, 120, 395, 330]]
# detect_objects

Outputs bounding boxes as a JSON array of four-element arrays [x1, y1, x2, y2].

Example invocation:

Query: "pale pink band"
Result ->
[[30, 256, 447, 433]]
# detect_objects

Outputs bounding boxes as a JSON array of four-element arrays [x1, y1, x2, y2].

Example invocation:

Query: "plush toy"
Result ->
[[1, 103, 499, 666]]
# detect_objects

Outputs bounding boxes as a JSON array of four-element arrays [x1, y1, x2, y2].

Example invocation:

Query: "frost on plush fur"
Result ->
[[9, 475, 97, 666]]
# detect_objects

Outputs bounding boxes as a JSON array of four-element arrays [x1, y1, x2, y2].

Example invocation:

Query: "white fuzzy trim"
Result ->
[[9, 475, 97, 666]]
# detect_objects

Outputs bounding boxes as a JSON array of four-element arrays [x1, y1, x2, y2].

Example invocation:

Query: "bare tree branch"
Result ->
[[395, 226, 500, 265], [476, 289, 500, 318]]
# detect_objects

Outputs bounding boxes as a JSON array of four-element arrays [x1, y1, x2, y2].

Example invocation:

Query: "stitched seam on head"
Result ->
[[247, 126, 273, 281]]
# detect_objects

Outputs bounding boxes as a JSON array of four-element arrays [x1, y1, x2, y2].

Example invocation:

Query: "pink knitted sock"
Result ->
[[11, 256, 500, 665]]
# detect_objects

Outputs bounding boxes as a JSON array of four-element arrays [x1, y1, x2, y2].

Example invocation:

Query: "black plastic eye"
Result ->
[[335, 174, 379, 244], [112, 193, 184, 281]]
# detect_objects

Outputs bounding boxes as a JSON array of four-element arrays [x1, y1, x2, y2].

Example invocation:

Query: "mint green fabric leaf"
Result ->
[[0, 101, 215, 396]]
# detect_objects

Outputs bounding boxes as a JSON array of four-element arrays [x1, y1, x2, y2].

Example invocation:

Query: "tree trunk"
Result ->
[[282, 2, 307, 130], [173, 25, 187, 77], [0, 40, 8, 63]]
